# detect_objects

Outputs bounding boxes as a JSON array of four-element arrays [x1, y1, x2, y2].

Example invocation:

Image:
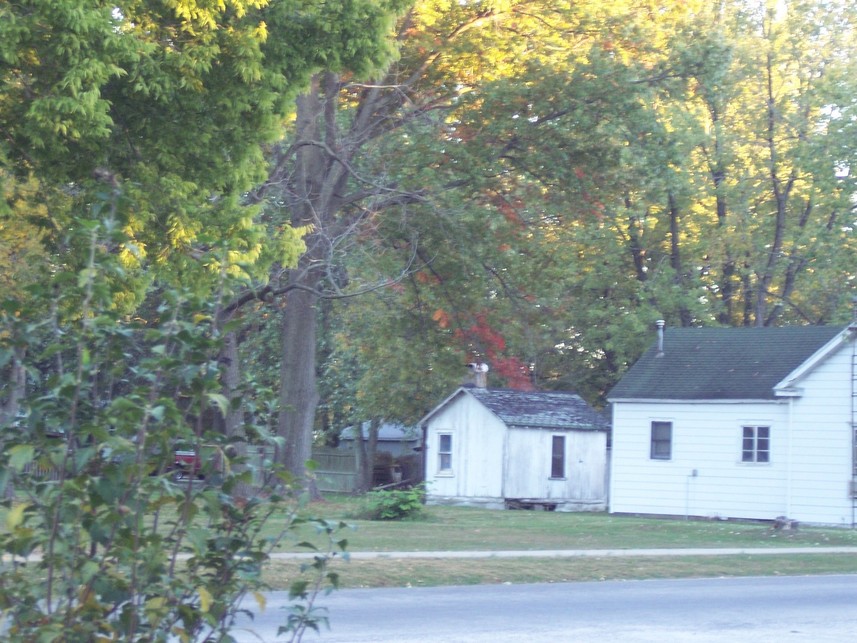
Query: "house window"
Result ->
[[438, 433, 453, 473], [650, 421, 672, 460], [742, 426, 770, 463], [551, 435, 566, 479]]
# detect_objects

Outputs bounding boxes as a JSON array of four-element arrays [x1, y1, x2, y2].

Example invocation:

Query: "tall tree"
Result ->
[[323, 0, 857, 414], [226, 0, 857, 484], [257, 0, 602, 484]]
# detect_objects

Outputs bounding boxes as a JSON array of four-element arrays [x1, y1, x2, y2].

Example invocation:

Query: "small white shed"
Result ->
[[421, 387, 609, 511]]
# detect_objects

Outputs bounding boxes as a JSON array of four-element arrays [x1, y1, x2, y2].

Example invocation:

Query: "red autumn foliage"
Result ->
[[459, 312, 533, 390]]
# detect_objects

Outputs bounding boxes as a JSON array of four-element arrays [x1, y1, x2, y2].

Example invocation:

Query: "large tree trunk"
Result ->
[[222, 332, 244, 440], [277, 282, 321, 496], [0, 346, 26, 426], [354, 418, 381, 491], [219, 330, 259, 497], [354, 424, 370, 492], [667, 192, 692, 327], [264, 54, 433, 491], [272, 77, 329, 495]]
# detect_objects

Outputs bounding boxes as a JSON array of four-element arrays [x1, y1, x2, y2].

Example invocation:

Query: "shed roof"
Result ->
[[608, 325, 846, 401], [340, 422, 418, 442], [422, 387, 609, 430]]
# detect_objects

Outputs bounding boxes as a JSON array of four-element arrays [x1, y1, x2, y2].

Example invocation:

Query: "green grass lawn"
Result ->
[[252, 496, 857, 590], [281, 495, 857, 553], [263, 552, 857, 590], [6, 493, 857, 591]]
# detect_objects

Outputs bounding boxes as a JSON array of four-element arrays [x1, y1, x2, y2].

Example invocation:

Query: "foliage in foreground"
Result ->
[[0, 196, 346, 642]]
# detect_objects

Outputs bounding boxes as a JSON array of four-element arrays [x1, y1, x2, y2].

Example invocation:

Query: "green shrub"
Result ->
[[0, 196, 345, 642], [361, 484, 426, 520]]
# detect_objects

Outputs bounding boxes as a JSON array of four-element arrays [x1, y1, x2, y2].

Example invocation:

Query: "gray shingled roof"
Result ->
[[340, 422, 418, 441], [465, 387, 609, 430], [608, 325, 845, 401]]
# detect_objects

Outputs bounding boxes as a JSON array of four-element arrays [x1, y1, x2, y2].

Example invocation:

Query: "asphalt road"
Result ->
[[231, 574, 857, 642]]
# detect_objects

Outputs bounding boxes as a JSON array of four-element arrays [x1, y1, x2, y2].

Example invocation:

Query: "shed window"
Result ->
[[650, 421, 672, 460], [438, 433, 453, 472], [742, 426, 770, 463], [551, 435, 566, 479]]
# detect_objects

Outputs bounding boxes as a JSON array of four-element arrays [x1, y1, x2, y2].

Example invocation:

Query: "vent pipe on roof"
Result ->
[[655, 319, 665, 358]]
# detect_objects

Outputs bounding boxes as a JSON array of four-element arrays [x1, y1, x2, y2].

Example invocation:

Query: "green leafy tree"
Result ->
[[323, 0, 857, 415], [0, 0, 405, 638], [0, 193, 351, 641]]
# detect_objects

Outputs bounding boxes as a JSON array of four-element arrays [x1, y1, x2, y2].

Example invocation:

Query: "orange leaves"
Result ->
[[415, 271, 440, 284], [432, 308, 451, 328], [498, 201, 523, 225], [487, 191, 527, 227]]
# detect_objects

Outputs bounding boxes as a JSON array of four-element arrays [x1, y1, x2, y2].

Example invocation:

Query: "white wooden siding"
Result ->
[[504, 428, 606, 505], [425, 391, 608, 511], [786, 341, 853, 525], [610, 401, 789, 519], [610, 335, 857, 525], [425, 394, 506, 507]]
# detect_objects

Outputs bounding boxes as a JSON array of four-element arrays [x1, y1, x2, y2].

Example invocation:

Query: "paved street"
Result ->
[[231, 572, 857, 642]]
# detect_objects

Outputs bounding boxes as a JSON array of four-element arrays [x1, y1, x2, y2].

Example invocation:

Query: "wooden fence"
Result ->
[[18, 445, 363, 493], [245, 446, 361, 492], [310, 447, 359, 493]]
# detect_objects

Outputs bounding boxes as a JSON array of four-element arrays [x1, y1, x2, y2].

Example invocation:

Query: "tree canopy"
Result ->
[[301, 0, 857, 430], [2, 0, 857, 491], [0, 0, 407, 638]]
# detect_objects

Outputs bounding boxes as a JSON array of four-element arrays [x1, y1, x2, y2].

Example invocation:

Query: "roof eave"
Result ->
[[507, 422, 608, 431], [417, 387, 469, 426], [609, 397, 780, 404], [773, 326, 854, 391], [773, 388, 803, 398]]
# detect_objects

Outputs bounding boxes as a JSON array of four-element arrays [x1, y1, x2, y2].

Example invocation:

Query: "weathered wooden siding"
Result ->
[[504, 428, 606, 509], [425, 393, 506, 508], [425, 391, 608, 511], [610, 336, 857, 525]]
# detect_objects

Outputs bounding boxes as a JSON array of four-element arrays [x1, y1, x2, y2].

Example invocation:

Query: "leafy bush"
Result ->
[[0, 195, 344, 642], [360, 484, 426, 520]]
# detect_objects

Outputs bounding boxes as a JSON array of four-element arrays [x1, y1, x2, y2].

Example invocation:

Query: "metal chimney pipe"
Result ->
[[474, 363, 489, 388], [655, 319, 665, 358]]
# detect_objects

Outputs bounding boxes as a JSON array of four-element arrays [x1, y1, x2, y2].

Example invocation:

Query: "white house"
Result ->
[[608, 322, 857, 526], [421, 386, 609, 511]]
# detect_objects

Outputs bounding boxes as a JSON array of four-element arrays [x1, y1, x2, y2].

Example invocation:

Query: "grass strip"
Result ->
[[262, 553, 857, 590]]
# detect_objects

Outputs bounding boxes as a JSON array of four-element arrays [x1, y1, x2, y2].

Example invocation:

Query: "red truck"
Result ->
[[172, 449, 201, 480]]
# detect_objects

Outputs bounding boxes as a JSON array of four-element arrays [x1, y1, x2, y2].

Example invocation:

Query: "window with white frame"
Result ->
[[650, 421, 672, 460], [438, 433, 453, 473], [742, 426, 770, 463], [550, 435, 566, 479]]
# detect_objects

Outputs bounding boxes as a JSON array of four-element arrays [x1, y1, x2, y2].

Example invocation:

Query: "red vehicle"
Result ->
[[172, 449, 202, 480]]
